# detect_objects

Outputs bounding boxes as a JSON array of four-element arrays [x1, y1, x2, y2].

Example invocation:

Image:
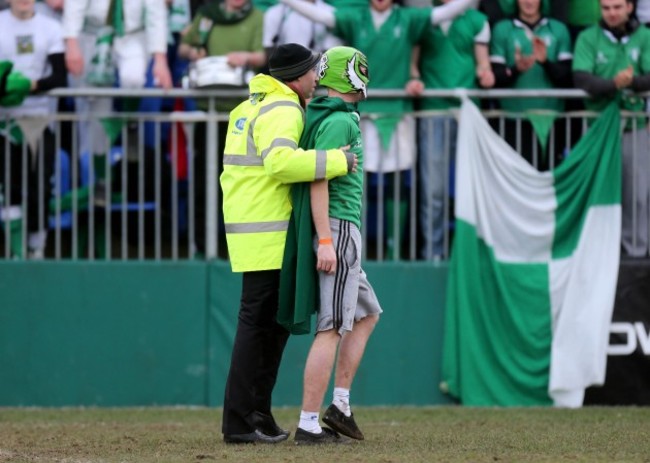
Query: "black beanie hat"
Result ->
[[269, 43, 321, 82]]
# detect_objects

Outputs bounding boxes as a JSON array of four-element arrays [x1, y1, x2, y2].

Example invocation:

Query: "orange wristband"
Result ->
[[318, 238, 333, 245]]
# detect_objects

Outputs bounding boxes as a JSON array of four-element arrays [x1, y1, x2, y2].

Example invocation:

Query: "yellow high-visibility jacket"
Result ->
[[220, 74, 350, 272]]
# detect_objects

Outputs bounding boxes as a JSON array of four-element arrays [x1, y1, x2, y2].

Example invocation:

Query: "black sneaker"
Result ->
[[294, 426, 343, 445], [322, 404, 364, 440]]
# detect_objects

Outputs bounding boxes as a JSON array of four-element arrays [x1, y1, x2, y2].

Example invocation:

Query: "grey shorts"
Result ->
[[314, 218, 382, 335]]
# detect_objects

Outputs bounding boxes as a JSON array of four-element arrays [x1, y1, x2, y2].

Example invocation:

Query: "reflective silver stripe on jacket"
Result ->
[[224, 101, 304, 167], [258, 100, 304, 121], [248, 101, 304, 158], [223, 154, 263, 166], [315, 150, 327, 180], [225, 220, 290, 234], [260, 138, 298, 160]]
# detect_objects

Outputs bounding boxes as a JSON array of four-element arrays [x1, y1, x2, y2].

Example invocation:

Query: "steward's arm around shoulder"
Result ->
[[256, 103, 350, 183]]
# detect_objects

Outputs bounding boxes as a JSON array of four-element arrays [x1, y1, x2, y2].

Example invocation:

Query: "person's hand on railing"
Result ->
[[477, 67, 495, 89], [405, 78, 425, 97]]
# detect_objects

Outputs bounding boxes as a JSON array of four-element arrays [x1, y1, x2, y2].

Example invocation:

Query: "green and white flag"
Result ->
[[442, 99, 621, 408]]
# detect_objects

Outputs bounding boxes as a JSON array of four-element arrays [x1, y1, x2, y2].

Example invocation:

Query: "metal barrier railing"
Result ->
[[0, 88, 646, 261]]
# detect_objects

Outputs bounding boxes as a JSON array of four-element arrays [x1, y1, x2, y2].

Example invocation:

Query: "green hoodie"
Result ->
[[278, 96, 362, 334]]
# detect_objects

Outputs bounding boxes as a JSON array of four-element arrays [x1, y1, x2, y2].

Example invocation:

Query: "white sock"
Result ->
[[333, 387, 351, 417], [298, 410, 322, 434]]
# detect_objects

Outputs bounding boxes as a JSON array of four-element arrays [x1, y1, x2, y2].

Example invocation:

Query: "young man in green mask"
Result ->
[[291, 46, 382, 445]]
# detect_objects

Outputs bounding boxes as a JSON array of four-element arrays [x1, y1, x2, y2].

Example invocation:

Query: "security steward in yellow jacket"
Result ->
[[220, 43, 355, 444]]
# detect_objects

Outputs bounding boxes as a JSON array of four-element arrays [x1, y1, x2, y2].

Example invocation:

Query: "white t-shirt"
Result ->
[[263, 0, 342, 53], [0, 10, 64, 116]]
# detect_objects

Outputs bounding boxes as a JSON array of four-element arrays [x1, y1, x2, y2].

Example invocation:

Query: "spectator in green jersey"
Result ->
[[573, 0, 650, 257], [489, 0, 573, 171]]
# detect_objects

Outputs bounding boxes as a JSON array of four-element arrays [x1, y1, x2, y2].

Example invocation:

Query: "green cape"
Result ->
[[277, 96, 355, 334]]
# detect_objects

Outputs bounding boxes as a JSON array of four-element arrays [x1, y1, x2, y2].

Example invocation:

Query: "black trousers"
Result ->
[[222, 270, 290, 435]]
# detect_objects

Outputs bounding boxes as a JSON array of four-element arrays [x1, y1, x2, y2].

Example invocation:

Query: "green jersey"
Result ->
[[573, 24, 650, 114], [490, 17, 572, 113], [420, 9, 489, 110], [333, 6, 431, 146], [306, 96, 364, 229]]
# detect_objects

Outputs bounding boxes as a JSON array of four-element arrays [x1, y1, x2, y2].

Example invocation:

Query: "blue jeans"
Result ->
[[418, 116, 457, 260]]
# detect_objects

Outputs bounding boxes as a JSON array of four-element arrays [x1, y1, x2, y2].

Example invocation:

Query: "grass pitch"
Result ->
[[1, 406, 649, 462]]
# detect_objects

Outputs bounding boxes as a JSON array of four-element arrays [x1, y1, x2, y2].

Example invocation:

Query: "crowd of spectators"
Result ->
[[0, 0, 648, 260]]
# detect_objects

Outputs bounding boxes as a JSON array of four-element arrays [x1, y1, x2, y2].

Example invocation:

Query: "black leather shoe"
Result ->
[[322, 404, 364, 440], [294, 426, 344, 445], [249, 411, 290, 440], [223, 429, 287, 444]]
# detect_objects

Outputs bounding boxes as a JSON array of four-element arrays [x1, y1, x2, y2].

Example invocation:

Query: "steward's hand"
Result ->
[[339, 145, 357, 173]]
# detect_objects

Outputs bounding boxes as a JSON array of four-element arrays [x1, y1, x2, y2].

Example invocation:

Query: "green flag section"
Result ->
[[442, 99, 621, 408], [527, 111, 556, 155]]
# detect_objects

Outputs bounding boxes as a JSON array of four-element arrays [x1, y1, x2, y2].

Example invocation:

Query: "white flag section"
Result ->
[[442, 99, 621, 407]]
